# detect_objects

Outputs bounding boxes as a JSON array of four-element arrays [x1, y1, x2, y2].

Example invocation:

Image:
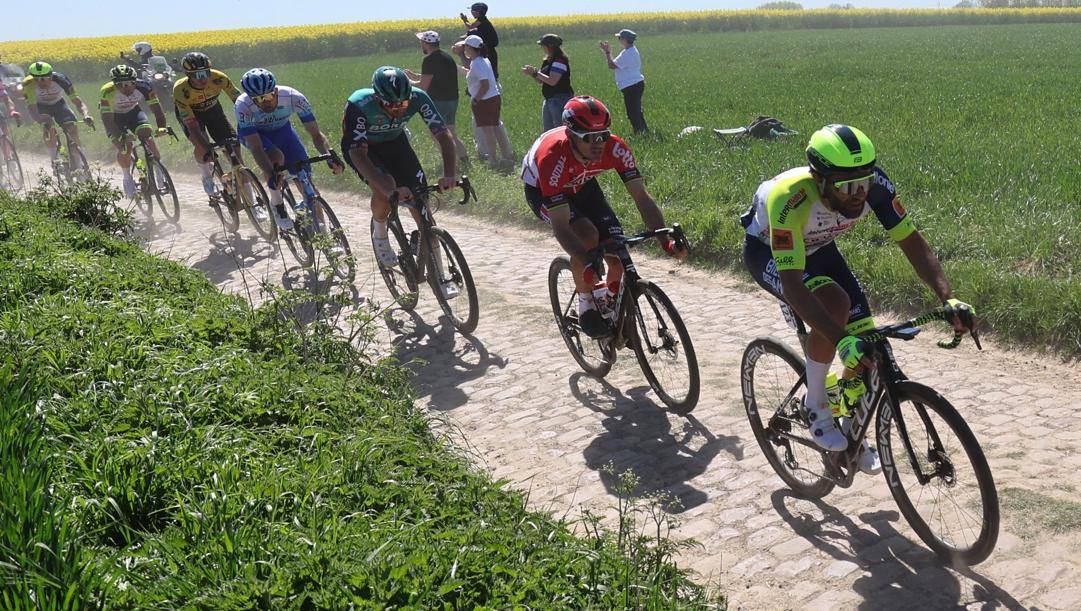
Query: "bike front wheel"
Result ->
[[877, 381, 999, 565], [238, 168, 275, 241], [280, 186, 316, 268], [547, 255, 615, 378], [741, 337, 835, 499], [426, 226, 479, 333], [0, 135, 25, 194], [629, 280, 700, 414], [148, 156, 180, 222], [310, 197, 355, 283], [374, 218, 420, 311]]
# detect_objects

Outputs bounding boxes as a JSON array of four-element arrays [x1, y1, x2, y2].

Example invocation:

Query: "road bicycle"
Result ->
[[0, 118, 25, 194], [378, 177, 479, 334], [548, 224, 700, 414], [740, 306, 999, 565], [42, 117, 92, 187], [123, 126, 180, 221], [276, 151, 355, 283], [205, 138, 275, 241]]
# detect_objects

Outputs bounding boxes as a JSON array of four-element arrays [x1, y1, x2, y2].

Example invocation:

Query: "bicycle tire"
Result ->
[[130, 148, 155, 214], [149, 157, 180, 222], [740, 337, 835, 498], [547, 255, 615, 378], [70, 146, 90, 183], [238, 168, 275, 241], [375, 217, 419, 310], [209, 167, 240, 232], [280, 186, 315, 267], [0, 134, 25, 194], [426, 226, 479, 333], [310, 197, 355, 283], [630, 280, 700, 414], [877, 381, 999, 565]]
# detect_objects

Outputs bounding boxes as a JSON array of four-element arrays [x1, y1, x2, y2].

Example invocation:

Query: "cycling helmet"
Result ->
[[28, 61, 53, 77], [562, 96, 611, 133], [806, 124, 876, 175], [132, 41, 153, 56], [181, 52, 212, 72], [241, 68, 277, 97], [371, 66, 411, 103], [110, 64, 138, 83]]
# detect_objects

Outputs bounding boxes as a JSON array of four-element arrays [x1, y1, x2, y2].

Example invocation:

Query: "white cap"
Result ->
[[463, 35, 484, 49], [415, 31, 440, 44]]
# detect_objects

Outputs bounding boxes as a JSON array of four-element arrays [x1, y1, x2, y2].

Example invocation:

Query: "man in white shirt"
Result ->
[[600, 29, 648, 134]]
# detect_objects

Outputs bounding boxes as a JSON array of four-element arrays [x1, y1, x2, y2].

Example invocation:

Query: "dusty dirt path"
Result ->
[[24, 156, 1081, 610]]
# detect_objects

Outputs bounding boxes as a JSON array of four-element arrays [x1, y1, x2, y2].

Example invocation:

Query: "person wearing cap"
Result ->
[[459, 2, 499, 79], [404, 30, 469, 166], [522, 33, 574, 132], [600, 29, 648, 134], [454, 34, 514, 172]]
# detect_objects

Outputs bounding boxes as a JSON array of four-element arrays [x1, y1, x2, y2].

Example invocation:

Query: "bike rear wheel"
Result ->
[[0, 135, 25, 194], [877, 381, 999, 565], [426, 226, 479, 333], [630, 281, 700, 413], [310, 197, 355, 283], [69, 146, 90, 183], [741, 337, 835, 498], [148, 156, 180, 222], [209, 167, 240, 232], [280, 186, 315, 268], [547, 255, 615, 378], [375, 218, 420, 310], [238, 168, 275, 241]]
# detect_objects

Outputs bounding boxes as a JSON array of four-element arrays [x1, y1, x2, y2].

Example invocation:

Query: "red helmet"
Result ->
[[562, 96, 611, 133]]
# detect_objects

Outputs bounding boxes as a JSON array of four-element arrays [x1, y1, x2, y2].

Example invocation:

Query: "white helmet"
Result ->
[[132, 42, 153, 56]]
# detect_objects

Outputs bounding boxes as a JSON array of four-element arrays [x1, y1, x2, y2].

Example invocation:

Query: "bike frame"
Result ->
[[387, 179, 475, 283]]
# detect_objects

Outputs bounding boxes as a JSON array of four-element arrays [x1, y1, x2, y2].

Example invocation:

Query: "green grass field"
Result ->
[[15, 21, 1081, 355]]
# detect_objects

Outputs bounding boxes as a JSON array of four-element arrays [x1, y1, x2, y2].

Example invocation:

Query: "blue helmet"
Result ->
[[241, 68, 277, 97]]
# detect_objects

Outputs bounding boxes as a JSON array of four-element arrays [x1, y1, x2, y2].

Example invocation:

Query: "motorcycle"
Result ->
[[119, 52, 177, 113]]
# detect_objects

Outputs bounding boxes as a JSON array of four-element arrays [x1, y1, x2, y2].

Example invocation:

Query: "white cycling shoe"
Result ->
[[805, 399, 848, 452], [252, 204, 269, 222], [122, 175, 138, 198], [857, 441, 882, 474], [273, 207, 293, 231], [438, 280, 460, 300], [372, 235, 398, 267]]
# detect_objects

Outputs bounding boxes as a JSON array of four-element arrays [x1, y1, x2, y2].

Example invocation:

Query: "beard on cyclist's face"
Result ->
[[254, 93, 278, 113], [570, 133, 605, 162], [817, 171, 871, 219]]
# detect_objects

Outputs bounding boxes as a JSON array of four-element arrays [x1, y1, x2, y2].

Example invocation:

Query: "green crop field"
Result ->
[[13, 21, 1080, 355]]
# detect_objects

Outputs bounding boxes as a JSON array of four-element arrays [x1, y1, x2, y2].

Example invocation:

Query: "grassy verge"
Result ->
[[0, 181, 718, 607]]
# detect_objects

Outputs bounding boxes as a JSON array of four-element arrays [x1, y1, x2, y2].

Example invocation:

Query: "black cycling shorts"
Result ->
[[525, 177, 625, 242], [106, 106, 150, 139], [37, 100, 77, 126], [342, 132, 426, 192], [177, 104, 235, 144], [743, 235, 872, 330]]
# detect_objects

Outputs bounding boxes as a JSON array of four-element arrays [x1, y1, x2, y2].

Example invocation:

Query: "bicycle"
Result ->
[[378, 177, 479, 334], [123, 126, 180, 221], [0, 117, 25, 194], [275, 151, 355, 283], [205, 138, 275, 241], [548, 225, 700, 414], [42, 117, 92, 187], [740, 306, 999, 565]]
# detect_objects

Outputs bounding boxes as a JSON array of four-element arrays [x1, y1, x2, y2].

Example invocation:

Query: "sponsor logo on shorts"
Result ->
[[771, 228, 794, 251]]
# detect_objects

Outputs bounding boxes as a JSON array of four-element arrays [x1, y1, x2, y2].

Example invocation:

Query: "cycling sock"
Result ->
[[372, 219, 389, 239], [269, 188, 284, 210], [804, 357, 831, 410], [578, 292, 596, 313]]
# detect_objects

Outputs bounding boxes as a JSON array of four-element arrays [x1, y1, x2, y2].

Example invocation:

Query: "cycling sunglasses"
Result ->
[[569, 128, 612, 144], [252, 92, 277, 105], [380, 98, 410, 112], [187, 69, 211, 80], [831, 172, 873, 196]]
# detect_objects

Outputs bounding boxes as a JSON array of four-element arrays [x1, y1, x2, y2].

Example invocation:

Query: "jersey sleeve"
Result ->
[[54, 73, 75, 96], [534, 151, 570, 207], [867, 167, 916, 242], [607, 136, 642, 183], [291, 89, 316, 123], [21, 77, 36, 105], [98, 83, 114, 113], [173, 79, 195, 122], [411, 89, 447, 136], [136, 80, 159, 105], [212, 70, 241, 103], [341, 100, 368, 150], [766, 183, 813, 271], [235, 100, 256, 137]]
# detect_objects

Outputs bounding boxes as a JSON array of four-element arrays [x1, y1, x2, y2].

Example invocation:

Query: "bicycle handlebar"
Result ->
[[584, 223, 690, 269], [274, 150, 342, 174], [388, 175, 477, 207], [864, 307, 982, 351]]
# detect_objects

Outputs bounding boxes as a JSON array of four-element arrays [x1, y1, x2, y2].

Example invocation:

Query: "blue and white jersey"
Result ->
[[235, 86, 316, 137]]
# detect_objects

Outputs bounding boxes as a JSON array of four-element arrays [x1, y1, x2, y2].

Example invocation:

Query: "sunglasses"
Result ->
[[188, 69, 210, 80], [380, 98, 410, 112], [831, 173, 873, 196], [569, 129, 611, 144], [252, 92, 277, 105]]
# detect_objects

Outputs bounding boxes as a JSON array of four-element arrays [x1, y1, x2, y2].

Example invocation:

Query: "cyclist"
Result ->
[[235, 68, 342, 229], [99, 64, 169, 198], [341, 66, 458, 286], [173, 52, 242, 198], [521, 95, 685, 338], [20, 61, 94, 169], [741, 124, 975, 472]]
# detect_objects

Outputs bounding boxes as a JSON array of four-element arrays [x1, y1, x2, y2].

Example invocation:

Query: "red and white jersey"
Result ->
[[520, 126, 642, 207]]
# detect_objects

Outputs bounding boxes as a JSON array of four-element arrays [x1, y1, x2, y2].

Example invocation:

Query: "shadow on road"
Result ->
[[770, 489, 1024, 610], [189, 231, 277, 287], [571, 373, 741, 513]]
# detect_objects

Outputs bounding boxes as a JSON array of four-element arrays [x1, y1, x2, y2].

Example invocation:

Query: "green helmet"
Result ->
[[110, 64, 138, 83], [806, 124, 876, 175], [371, 66, 411, 103], [29, 61, 53, 77]]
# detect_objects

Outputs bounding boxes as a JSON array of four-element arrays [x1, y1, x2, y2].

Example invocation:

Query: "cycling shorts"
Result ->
[[743, 235, 872, 329], [106, 106, 150, 140], [343, 131, 426, 191], [176, 103, 236, 145], [244, 124, 309, 175], [525, 177, 625, 243], [37, 100, 77, 126]]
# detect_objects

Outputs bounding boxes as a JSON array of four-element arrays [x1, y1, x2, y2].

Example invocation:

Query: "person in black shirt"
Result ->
[[405, 30, 468, 164], [460, 2, 499, 80], [522, 33, 574, 132]]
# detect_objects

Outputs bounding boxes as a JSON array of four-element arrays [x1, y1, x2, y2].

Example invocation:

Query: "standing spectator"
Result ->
[[522, 34, 574, 132], [456, 35, 514, 171], [404, 30, 469, 166], [459, 2, 499, 79], [600, 29, 648, 134]]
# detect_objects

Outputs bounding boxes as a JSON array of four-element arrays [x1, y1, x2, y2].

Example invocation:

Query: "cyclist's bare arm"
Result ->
[[101, 112, 120, 142], [347, 146, 399, 199], [148, 98, 168, 129], [897, 230, 953, 302], [625, 178, 685, 258], [301, 121, 343, 174]]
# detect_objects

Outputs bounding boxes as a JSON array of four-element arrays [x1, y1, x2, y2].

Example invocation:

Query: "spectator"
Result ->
[[404, 30, 469, 165], [522, 33, 574, 133], [459, 2, 499, 79], [600, 29, 648, 134], [456, 35, 514, 172]]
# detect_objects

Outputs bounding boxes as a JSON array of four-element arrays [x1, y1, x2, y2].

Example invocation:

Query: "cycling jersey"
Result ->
[[521, 126, 642, 210], [99, 80, 158, 115], [173, 69, 240, 123], [235, 86, 314, 137], [743, 166, 915, 272], [21, 72, 75, 106], [340, 87, 445, 148]]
